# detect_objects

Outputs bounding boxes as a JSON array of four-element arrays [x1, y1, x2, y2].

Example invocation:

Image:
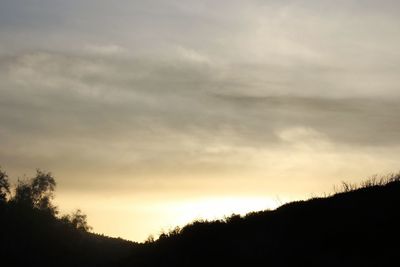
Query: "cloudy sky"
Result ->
[[1, 0, 400, 241]]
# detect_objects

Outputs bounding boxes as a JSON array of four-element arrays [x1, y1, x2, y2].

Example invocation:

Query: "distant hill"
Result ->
[[1, 169, 399, 267]]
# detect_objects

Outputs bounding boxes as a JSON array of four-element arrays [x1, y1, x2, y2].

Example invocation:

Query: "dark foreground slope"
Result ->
[[0, 203, 135, 266], [1, 175, 400, 267], [0, 169, 135, 267], [127, 177, 400, 267]]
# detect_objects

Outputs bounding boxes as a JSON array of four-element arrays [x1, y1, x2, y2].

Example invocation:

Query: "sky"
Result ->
[[1, 0, 400, 241]]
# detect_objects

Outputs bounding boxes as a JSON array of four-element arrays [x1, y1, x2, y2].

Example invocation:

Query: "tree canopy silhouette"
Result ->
[[62, 209, 93, 232], [12, 169, 57, 215], [0, 168, 10, 203]]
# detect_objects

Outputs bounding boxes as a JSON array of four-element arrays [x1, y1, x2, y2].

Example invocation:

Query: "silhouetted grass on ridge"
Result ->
[[146, 172, 400, 243], [128, 173, 400, 267]]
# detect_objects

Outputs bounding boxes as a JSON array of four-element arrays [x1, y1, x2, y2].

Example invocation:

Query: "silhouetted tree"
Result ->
[[0, 168, 10, 202], [62, 209, 92, 232], [13, 169, 57, 214]]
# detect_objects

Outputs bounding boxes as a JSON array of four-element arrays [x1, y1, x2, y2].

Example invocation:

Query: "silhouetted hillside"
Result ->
[[126, 175, 400, 267], [1, 169, 399, 267], [0, 169, 135, 267], [0, 204, 135, 267]]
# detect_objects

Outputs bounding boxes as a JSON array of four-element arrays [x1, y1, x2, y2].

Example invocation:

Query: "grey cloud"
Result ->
[[1, 51, 399, 168], [1, 1, 400, 185], [215, 94, 400, 147], [2, 0, 399, 56]]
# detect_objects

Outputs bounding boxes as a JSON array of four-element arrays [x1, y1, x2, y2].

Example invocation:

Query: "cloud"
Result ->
[[84, 44, 126, 55], [0, 0, 399, 191], [1, 49, 400, 186]]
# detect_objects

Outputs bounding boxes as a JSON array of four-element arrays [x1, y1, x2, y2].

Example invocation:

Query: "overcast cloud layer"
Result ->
[[1, 0, 400, 240]]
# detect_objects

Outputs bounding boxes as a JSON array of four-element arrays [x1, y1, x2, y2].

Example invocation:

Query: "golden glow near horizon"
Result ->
[[56, 193, 286, 242], [10, 127, 400, 241], [53, 138, 400, 242]]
